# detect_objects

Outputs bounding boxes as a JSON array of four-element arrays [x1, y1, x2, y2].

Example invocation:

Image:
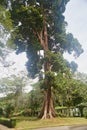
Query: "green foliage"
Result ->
[[45, 51, 68, 72], [55, 106, 68, 117], [65, 33, 84, 57], [83, 107, 87, 118], [65, 61, 78, 73], [54, 72, 86, 107], [0, 75, 28, 114], [0, 107, 3, 116], [11, 3, 44, 41], [73, 72, 87, 102], [41, 71, 56, 90], [6, 38, 16, 49], [22, 109, 32, 116], [0, 118, 16, 128], [45, 71, 55, 82], [28, 86, 43, 114], [5, 103, 14, 118], [0, 5, 13, 31]]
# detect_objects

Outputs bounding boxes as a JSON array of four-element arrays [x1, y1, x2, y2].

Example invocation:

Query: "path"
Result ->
[[0, 125, 11, 130], [70, 126, 87, 130], [35, 125, 87, 130], [0, 125, 87, 130], [0, 125, 15, 130]]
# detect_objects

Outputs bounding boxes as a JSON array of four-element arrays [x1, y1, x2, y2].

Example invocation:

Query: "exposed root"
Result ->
[[39, 87, 57, 119]]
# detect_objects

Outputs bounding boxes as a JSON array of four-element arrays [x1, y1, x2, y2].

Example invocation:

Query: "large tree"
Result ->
[[0, 0, 83, 119]]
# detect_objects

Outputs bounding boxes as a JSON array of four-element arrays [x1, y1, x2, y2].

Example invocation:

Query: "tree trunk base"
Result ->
[[39, 91, 57, 119]]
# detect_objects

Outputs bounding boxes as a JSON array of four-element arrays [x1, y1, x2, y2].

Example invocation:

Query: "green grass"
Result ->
[[15, 117, 87, 130]]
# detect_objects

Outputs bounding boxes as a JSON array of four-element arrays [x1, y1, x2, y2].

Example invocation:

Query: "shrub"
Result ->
[[83, 107, 87, 118], [5, 103, 14, 118], [0, 118, 16, 128], [22, 109, 32, 116], [0, 107, 3, 116]]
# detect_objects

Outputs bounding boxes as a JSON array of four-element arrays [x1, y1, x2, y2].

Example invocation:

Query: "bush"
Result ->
[[83, 107, 87, 118], [0, 118, 16, 128], [13, 110, 24, 117], [5, 103, 14, 118], [0, 108, 3, 116], [55, 106, 68, 117], [22, 109, 32, 116]]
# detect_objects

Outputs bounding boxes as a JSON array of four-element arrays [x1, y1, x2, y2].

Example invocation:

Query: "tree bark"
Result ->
[[37, 23, 56, 119], [39, 87, 56, 119]]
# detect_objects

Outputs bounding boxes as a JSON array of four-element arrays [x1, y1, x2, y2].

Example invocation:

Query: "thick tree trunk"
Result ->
[[39, 87, 56, 119], [37, 23, 56, 119]]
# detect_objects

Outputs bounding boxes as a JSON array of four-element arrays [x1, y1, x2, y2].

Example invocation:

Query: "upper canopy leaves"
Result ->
[[9, 0, 83, 55]]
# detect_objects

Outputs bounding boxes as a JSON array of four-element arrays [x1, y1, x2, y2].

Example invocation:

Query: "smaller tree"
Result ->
[[28, 85, 43, 116], [0, 75, 28, 112]]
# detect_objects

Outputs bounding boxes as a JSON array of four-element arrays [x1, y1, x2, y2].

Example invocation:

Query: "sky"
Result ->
[[0, 51, 28, 78], [64, 0, 87, 73]]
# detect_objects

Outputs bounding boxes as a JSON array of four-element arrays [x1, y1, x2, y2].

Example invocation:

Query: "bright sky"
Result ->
[[64, 0, 87, 73], [0, 51, 28, 78]]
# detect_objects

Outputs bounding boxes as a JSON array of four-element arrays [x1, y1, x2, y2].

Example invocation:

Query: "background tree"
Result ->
[[28, 82, 43, 116], [0, 75, 27, 112]]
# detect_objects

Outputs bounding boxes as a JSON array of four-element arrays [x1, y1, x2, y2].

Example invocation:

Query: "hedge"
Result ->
[[0, 118, 16, 128]]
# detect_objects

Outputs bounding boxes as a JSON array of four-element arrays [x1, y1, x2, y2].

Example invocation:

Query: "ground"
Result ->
[[0, 125, 15, 130], [35, 126, 87, 130], [0, 124, 87, 130]]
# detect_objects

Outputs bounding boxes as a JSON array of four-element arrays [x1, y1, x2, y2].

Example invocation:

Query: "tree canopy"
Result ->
[[4, 0, 83, 78]]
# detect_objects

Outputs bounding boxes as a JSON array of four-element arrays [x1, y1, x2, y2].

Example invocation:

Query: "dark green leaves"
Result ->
[[65, 33, 84, 57], [45, 51, 67, 72]]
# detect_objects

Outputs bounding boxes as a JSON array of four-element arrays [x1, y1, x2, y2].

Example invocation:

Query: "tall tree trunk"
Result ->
[[39, 86, 56, 119], [37, 24, 56, 119]]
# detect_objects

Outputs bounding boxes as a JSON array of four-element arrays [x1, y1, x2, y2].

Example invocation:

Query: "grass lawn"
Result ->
[[15, 117, 87, 130]]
